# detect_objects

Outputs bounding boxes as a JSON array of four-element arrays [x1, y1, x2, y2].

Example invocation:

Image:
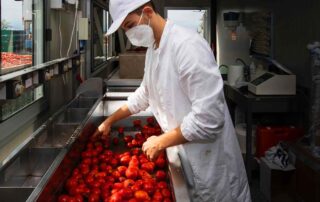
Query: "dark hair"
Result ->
[[132, 0, 158, 14]]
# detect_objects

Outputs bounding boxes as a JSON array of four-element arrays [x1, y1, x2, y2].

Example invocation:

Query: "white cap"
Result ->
[[106, 0, 151, 36]]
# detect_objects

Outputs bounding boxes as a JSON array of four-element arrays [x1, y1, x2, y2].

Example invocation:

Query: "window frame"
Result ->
[[0, 0, 45, 75], [91, 0, 111, 73]]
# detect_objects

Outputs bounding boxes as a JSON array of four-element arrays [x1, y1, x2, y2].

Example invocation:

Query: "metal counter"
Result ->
[[0, 92, 191, 202]]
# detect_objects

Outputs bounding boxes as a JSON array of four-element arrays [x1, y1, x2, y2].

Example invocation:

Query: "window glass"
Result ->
[[1, 0, 43, 75], [167, 9, 210, 42], [92, 4, 109, 71]]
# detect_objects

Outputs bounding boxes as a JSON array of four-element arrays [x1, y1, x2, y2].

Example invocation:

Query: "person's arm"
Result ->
[[142, 127, 188, 161], [93, 78, 150, 138], [177, 37, 225, 142], [93, 104, 132, 138]]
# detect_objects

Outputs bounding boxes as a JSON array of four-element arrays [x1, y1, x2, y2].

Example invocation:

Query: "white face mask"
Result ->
[[125, 12, 155, 48]]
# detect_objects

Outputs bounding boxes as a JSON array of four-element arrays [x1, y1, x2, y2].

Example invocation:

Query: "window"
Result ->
[[92, 3, 109, 71], [166, 8, 211, 43], [0, 0, 43, 75]]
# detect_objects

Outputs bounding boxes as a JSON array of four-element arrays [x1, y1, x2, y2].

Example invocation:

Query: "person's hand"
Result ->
[[142, 136, 164, 161], [93, 119, 112, 139]]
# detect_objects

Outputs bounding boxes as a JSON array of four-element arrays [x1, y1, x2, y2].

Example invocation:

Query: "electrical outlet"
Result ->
[[25, 77, 33, 88], [54, 64, 60, 75], [34, 85, 44, 100], [68, 60, 72, 69]]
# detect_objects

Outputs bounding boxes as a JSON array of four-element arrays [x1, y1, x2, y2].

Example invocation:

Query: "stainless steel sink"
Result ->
[[0, 187, 34, 202], [0, 148, 61, 187], [31, 124, 78, 148], [69, 97, 98, 108], [0, 148, 61, 202], [59, 108, 90, 124]]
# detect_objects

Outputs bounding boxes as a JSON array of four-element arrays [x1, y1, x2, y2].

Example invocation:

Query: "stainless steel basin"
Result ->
[[31, 124, 78, 148], [0, 187, 34, 202], [0, 148, 61, 188], [69, 97, 98, 108], [59, 108, 90, 124]]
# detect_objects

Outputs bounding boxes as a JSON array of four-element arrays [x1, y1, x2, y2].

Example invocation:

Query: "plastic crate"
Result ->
[[256, 126, 303, 157]]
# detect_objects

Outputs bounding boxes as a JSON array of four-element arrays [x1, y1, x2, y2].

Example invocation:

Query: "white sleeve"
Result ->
[[127, 78, 149, 114], [177, 37, 225, 141]]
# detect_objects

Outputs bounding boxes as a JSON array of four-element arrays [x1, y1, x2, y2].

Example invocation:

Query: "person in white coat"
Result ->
[[95, 0, 251, 201]]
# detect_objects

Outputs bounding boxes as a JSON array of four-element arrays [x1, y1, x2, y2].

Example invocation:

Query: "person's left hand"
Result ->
[[142, 136, 164, 161]]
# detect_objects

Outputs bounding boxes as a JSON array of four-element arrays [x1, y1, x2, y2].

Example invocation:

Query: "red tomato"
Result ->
[[110, 158, 119, 168], [113, 182, 124, 190], [157, 181, 168, 189], [101, 191, 109, 200], [112, 170, 121, 179], [124, 136, 133, 143], [91, 188, 101, 196], [141, 162, 155, 173], [126, 167, 138, 179], [120, 155, 131, 166], [139, 170, 152, 179], [134, 190, 150, 201], [131, 184, 141, 192], [67, 197, 77, 202], [155, 157, 166, 169], [109, 192, 123, 202], [123, 179, 135, 188], [163, 198, 172, 202], [161, 188, 171, 198], [74, 195, 84, 202], [118, 188, 133, 199], [113, 137, 119, 145], [119, 176, 126, 182], [155, 170, 167, 181], [135, 133, 143, 140], [118, 127, 125, 134], [143, 181, 155, 195], [66, 179, 78, 190], [147, 117, 155, 125], [82, 158, 92, 165], [58, 195, 70, 202], [92, 157, 99, 164], [131, 139, 138, 147], [153, 191, 163, 201], [104, 150, 113, 156], [116, 166, 126, 177], [131, 148, 140, 156], [127, 142, 133, 148], [88, 193, 100, 202], [133, 119, 142, 127], [96, 171, 107, 178], [129, 159, 139, 168], [92, 181, 101, 189], [139, 157, 149, 164]]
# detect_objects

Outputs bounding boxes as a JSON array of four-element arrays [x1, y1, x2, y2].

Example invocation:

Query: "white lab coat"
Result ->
[[127, 21, 251, 202]]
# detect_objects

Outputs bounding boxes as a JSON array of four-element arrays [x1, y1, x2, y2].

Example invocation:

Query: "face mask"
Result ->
[[125, 12, 155, 48]]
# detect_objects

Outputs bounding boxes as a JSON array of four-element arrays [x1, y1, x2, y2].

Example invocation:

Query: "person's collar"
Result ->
[[154, 20, 172, 51]]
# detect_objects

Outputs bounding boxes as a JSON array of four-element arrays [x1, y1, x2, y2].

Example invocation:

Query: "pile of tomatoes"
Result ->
[[58, 118, 173, 202], [1, 52, 32, 68]]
